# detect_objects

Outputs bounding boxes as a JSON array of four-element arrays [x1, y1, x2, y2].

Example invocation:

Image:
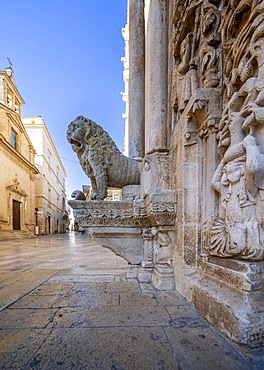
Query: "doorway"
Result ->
[[13, 200, 21, 230], [48, 216, 51, 234]]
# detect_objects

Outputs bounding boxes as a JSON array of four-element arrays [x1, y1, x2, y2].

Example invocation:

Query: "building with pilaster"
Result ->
[[0, 67, 38, 238]]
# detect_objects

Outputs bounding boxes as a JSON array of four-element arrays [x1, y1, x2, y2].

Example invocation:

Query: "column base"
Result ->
[[152, 264, 175, 290], [138, 262, 153, 283]]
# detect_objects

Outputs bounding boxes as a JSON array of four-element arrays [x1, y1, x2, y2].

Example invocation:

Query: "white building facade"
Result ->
[[23, 116, 68, 234]]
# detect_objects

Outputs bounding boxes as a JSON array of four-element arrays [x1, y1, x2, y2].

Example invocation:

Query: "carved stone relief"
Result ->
[[172, 0, 264, 261], [209, 0, 264, 261], [151, 227, 173, 266], [201, 4, 221, 88], [6, 176, 28, 198], [172, 1, 222, 120]]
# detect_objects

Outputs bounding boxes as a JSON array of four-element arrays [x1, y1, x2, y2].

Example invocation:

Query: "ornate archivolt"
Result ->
[[172, 0, 264, 261], [172, 0, 222, 117]]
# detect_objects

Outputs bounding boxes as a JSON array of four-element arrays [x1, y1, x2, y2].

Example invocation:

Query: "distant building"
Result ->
[[80, 185, 122, 201], [23, 116, 68, 234], [0, 66, 38, 238], [106, 188, 122, 201]]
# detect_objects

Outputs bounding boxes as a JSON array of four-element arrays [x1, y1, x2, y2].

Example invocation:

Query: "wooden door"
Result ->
[[13, 200, 21, 230]]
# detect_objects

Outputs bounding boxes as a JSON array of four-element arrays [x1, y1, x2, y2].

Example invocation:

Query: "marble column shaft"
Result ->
[[145, 0, 168, 154]]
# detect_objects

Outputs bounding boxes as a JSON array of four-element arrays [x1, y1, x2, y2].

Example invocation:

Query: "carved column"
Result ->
[[128, 0, 145, 159], [145, 0, 168, 154], [138, 228, 154, 282]]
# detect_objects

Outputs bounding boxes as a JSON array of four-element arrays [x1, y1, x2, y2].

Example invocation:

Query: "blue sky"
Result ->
[[0, 0, 127, 195]]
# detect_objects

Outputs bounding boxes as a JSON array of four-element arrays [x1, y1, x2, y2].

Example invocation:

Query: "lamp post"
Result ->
[[35, 208, 39, 235]]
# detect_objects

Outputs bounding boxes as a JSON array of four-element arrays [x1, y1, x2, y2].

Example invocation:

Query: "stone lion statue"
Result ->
[[67, 116, 141, 200]]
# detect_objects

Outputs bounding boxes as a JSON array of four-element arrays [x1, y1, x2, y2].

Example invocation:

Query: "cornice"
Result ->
[[0, 103, 36, 154]]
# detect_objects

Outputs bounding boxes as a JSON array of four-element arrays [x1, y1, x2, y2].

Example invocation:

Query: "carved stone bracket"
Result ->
[[68, 192, 177, 232], [68, 188, 176, 289]]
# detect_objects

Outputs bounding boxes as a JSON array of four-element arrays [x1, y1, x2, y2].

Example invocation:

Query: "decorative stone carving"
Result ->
[[209, 0, 264, 261], [6, 177, 27, 198], [201, 4, 221, 88], [68, 187, 176, 286], [67, 116, 141, 200], [142, 228, 154, 264], [170, 0, 264, 347], [175, 32, 199, 114], [69, 194, 176, 231], [152, 227, 173, 266]]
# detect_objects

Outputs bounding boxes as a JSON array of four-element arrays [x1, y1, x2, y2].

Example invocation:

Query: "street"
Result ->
[[0, 233, 262, 369]]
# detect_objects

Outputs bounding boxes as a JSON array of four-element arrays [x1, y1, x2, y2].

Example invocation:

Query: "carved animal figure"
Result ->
[[67, 116, 141, 200], [71, 190, 86, 200]]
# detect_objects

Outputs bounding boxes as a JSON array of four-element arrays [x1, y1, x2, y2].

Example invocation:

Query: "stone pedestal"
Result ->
[[68, 187, 176, 286], [152, 264, 175, 290], [138, 261, 153, 283]]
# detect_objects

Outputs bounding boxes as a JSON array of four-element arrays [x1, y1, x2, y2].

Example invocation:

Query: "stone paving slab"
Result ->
[[164, 326, 251, 370], [0, 328, 52, 369], [0, 269, 59, 310], [0, 308, 58, 329], [26, 327, 180, 370], [53, 307, 89, 328], [83, 301, 171, 328]]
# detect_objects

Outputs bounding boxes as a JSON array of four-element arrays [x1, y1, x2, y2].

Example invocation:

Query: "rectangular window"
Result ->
[[11, 130, 17, 149]]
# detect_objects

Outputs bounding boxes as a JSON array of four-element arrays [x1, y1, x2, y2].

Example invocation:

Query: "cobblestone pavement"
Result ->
[[0, 233, 263, 369]]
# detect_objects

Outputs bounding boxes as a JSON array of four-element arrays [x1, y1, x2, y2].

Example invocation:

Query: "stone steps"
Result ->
[[0, 230, 35, 241]]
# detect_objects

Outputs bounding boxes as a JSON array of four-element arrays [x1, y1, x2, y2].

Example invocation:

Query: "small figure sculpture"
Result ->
[[71, 190, 86, 200], [67, 116, 141, 200]]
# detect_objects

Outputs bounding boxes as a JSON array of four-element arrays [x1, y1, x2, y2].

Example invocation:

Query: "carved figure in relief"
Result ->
[[201, 5, 221, 88], [67, 116, 141, 200], [210, 6, 264, 260], [176, 33, 199, 113], [210, 90, 264, 260], [211, 114, 263, 260], [151, 227, 173, 266]]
